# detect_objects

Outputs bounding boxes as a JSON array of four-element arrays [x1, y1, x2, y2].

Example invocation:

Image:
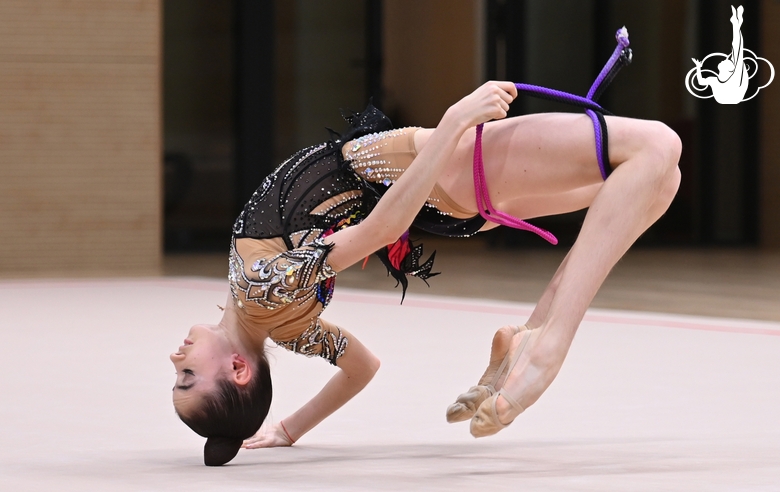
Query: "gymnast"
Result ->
[[170, 28, 681, 465]]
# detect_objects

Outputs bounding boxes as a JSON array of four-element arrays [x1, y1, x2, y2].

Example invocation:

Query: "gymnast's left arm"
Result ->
[[242, 326, 380, 448]]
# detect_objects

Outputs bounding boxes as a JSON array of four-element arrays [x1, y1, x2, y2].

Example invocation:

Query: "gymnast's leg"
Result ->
[[493, 115, 680, 432], [432, 112, 681, 434]]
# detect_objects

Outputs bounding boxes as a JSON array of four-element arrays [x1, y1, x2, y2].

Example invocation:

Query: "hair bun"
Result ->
[[204, 437, 243, 466]]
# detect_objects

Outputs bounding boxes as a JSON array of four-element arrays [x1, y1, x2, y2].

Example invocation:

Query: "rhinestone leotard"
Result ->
[[230, 137, 366, 365], [230, 104, 481, 365]]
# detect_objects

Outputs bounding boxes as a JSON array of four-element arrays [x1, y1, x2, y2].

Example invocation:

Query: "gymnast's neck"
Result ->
[[219, 293, 268, 356]]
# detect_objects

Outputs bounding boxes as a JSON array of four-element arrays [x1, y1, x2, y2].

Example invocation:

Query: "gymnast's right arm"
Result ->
[[242, 325, 379, 449], [323, 81, 518, 271]]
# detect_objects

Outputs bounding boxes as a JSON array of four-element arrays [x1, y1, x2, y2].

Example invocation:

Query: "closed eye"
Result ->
[[173, 370, 196, 391]]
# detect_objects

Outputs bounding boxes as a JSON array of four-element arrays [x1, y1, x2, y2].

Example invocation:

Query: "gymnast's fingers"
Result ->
[[481, 81, 515, 101], [489, 80, 517, 102], [242, 435, 268, 449]]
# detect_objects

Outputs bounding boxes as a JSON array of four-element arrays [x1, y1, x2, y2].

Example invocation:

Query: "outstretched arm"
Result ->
[[692, 58, 710, 86], [243, 327, 379, 448], [323, 81, 518, 272]]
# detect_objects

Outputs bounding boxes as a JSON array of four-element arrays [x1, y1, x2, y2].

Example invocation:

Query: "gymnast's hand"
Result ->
[[445, 81, 518, 129], [241, 422, 294, 449]]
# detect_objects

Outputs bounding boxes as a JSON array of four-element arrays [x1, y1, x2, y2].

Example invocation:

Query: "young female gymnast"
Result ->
[[170, 29, 681, 465]]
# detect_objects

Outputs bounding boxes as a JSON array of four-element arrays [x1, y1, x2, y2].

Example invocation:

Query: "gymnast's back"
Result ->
[[232, 104, 393, 248]]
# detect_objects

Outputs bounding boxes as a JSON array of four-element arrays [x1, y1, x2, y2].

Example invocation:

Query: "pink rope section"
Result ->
[[473, 123, 558, 245]]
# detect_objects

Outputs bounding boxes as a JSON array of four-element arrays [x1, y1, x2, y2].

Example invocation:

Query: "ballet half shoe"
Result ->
[[446, 385, 494, 423], [469, 328, 533, 438], [469, 389, 525, 438], [445, 325, 527, 423]]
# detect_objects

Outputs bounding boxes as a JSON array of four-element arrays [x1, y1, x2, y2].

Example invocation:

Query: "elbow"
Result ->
[[347, 353, 380, 388], [367, 354, 381, 378], [363, 353, 381, 382]]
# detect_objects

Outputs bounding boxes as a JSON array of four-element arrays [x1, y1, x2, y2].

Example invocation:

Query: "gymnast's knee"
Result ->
[[643, 121, 682, 175], [609, 119, 681, 178], [644, 122, 682, 202]]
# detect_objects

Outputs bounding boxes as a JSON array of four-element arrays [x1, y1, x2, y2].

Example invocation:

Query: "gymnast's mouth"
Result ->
[[175, 339, 194, 353]]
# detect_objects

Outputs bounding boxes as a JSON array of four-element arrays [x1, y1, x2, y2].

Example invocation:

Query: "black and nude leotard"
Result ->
[[230, 105, 480, 367]]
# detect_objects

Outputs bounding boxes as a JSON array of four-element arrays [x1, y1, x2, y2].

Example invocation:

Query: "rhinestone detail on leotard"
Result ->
[[344, 128, 412, 188], [343, 128, 446, 210], [275, 318, 348, 366], [229, 238, 336, 310]]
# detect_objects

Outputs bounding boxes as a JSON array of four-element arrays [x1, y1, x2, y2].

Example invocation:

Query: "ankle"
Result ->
[[524, 338, 566, 383]]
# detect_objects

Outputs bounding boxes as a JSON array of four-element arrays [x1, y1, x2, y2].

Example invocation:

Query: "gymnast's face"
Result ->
[[170, 324, 235, 414]]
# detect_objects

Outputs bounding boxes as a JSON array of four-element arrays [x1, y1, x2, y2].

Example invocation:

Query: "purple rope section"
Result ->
[[473, 123, 559, 245], [585, 109, 608, 180], [516, 83, 607, 113], [587, 27, 631, 100]]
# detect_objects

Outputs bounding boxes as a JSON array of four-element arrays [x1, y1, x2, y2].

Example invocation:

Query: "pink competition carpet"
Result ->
[[1, 277, 779, 490]]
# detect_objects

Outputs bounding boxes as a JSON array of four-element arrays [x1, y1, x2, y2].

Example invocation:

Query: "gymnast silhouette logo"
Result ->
[[685, 5, 774, 104]]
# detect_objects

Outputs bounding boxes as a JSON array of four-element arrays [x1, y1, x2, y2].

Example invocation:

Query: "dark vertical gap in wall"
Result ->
[[592, 0, 611, 108], [486, 0, 500, 80], [742, 0, 760, 245], [697, 0, 716, 244], [234, 0, 276, 216], [163, 1, 237, 251], [485, 0, 526, 113], [366, 0, 383, 108], [504, 0, 526, 117]]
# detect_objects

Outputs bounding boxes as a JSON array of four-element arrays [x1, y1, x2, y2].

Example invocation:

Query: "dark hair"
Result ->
[[177, 354, 272, 466]]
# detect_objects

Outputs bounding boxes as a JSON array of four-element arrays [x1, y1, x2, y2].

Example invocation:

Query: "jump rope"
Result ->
[[473, 27, 633, 245]]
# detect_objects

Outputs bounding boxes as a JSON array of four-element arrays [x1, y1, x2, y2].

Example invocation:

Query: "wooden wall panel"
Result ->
[[383, 0, 480, 128], [0, 0, 161, 276], [0, 1, 159, 58]]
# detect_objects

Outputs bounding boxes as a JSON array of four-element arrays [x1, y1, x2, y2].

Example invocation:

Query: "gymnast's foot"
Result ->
[[446, 325, 527, 423], [470, 327, 565, 437]]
